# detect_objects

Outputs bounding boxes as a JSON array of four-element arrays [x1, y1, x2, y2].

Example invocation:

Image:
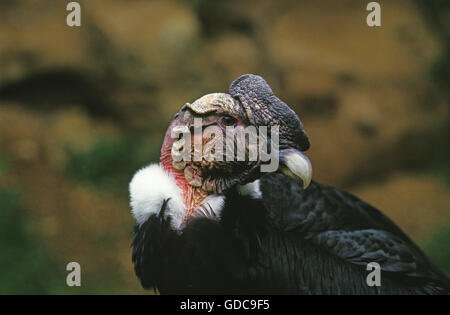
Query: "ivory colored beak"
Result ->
[[281, 150, 312, 189]]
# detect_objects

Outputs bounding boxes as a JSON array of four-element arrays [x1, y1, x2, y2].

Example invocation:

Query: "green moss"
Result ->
[[422, 224, 450, 277], [0, 189, 65, 294], [64, 137, 160, 194]]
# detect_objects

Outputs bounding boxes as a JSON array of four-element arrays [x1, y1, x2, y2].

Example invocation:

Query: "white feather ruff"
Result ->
[[129, 164, 185, 229]]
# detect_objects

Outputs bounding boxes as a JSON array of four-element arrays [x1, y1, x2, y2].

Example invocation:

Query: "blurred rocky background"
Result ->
[[0, 0, 448, 293]]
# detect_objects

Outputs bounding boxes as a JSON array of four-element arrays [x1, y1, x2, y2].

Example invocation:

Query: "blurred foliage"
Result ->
[[415, 0, 450, 98], [423, 224, 450, 277], [427, 145, 450, 187], [0, 186, 126, 294], [0, 155, 8, 178], [430, 50, 450, 91], [65, 137, 160, 194], [182, 0, 254, 37], [0, 189, 65, 294]]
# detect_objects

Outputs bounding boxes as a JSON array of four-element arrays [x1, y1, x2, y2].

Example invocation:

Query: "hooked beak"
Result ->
[[280, 149, 312, 189]]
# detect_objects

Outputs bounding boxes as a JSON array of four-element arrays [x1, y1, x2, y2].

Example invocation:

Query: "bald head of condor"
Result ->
[[129, 74, 450, 295]]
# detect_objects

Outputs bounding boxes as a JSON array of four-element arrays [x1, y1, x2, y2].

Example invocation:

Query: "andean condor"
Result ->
[[130, 74, 450, 294]]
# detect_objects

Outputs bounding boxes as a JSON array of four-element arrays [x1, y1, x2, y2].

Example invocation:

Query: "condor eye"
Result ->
[[221, 115, 237, 127]]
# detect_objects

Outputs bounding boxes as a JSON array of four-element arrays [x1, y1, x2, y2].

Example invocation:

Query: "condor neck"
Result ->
[[160, 145, 206, 222]]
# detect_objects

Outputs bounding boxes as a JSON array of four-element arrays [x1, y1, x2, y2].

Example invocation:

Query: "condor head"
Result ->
[[130, 74, 312, 229]]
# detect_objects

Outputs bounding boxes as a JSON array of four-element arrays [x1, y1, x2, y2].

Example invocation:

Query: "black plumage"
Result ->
[[132, 173, 450, 294]]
